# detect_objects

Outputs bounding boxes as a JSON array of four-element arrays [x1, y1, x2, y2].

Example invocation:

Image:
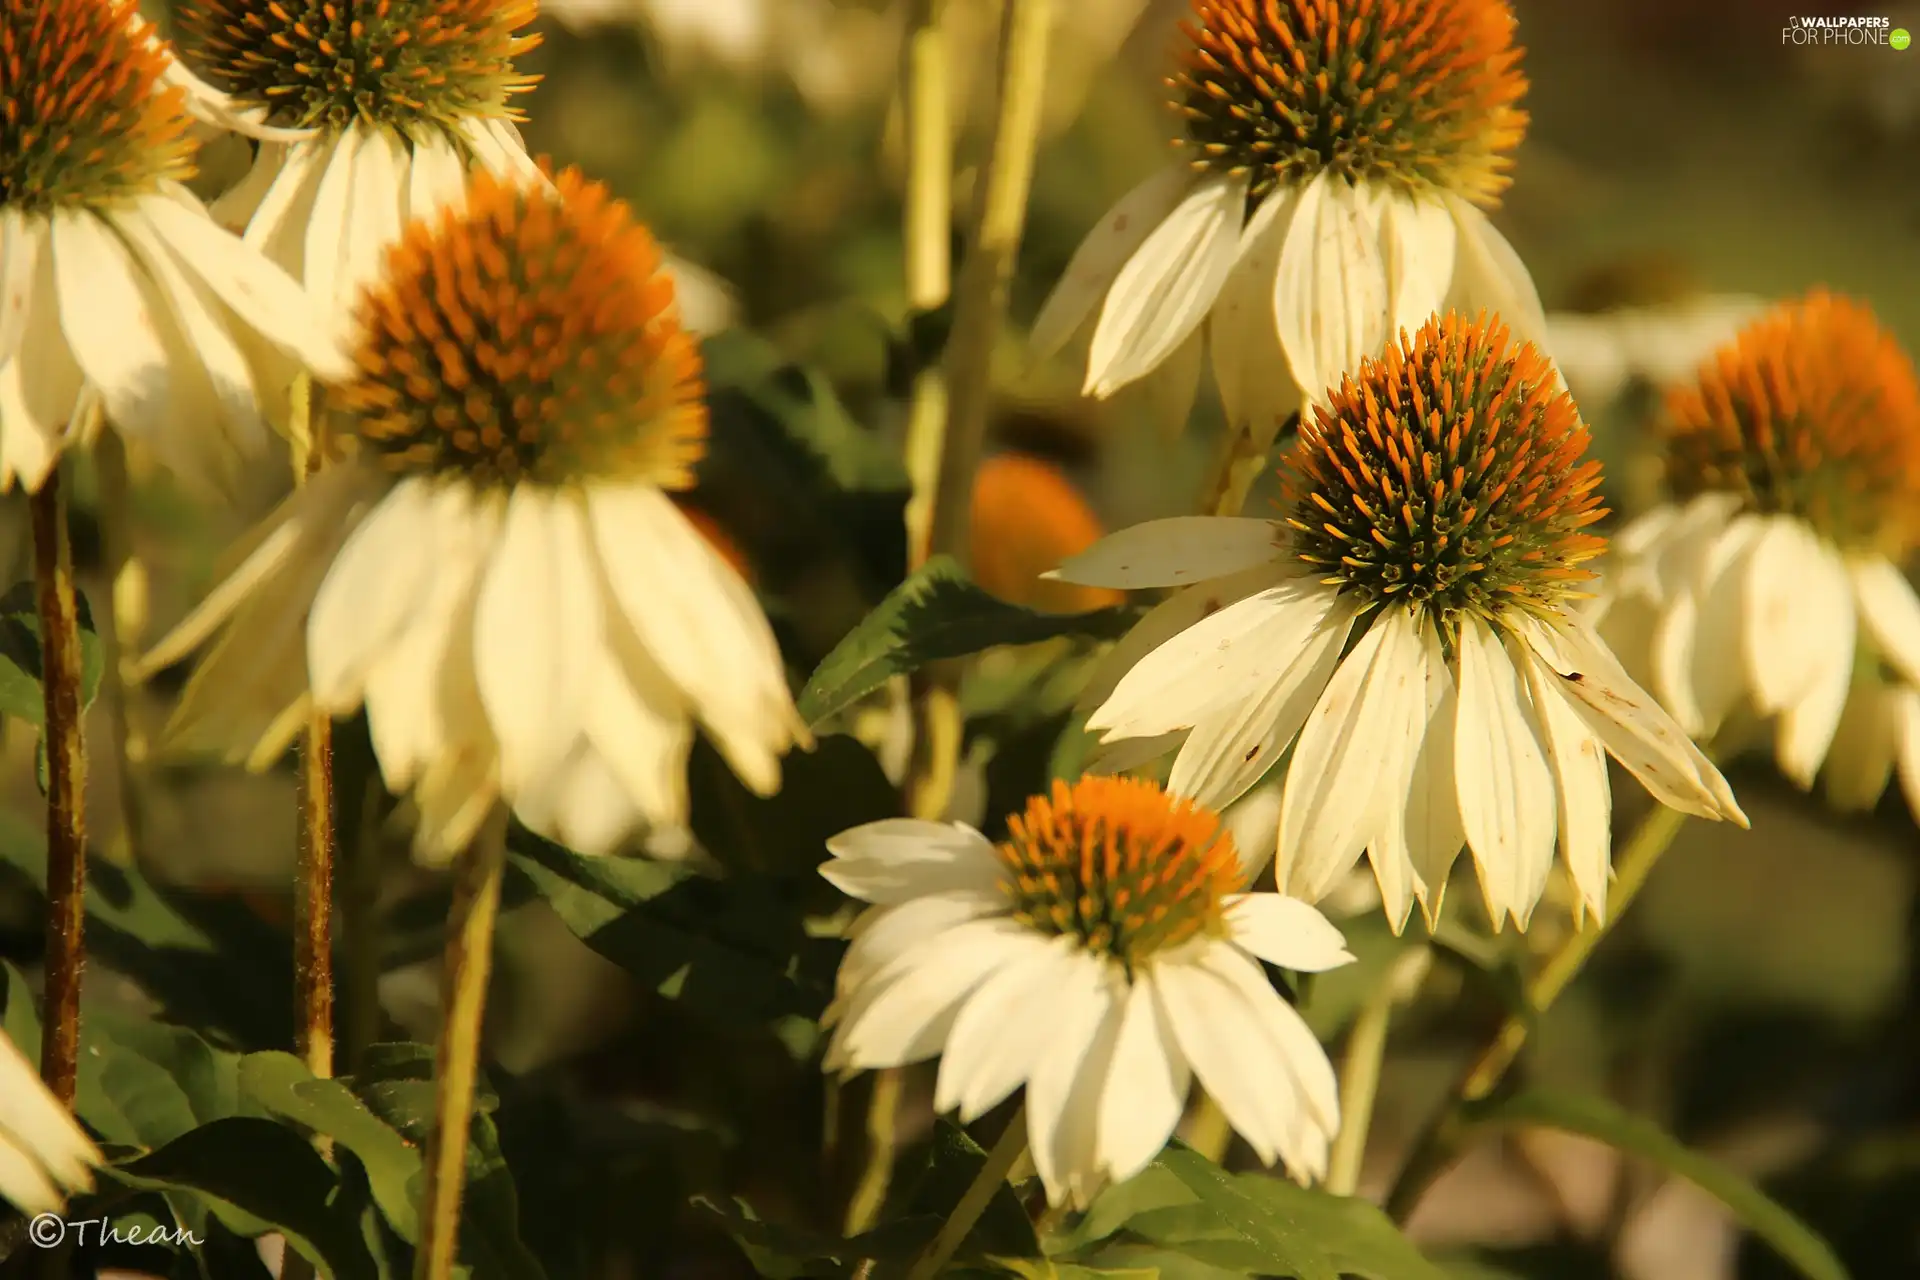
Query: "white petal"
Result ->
[[473, 489, 601, 793], [1651, 514, 1764, 735], [1443, 195, 1548, 353], [0, 246, 79, 490], [1272, 172, 1389, 402], [303, 124, 363, 322], [1075, 564, 1281, 713], [1742, 518, 1835, 715], [822, 818, 1003, 904], [1453, 617, 1556, 930], [342, 123, 409, 310], [141, 188, 353, 380], [307, 478, 438, 712], [835, 891, 1009, 1007], [1523, 614, 1747, 826], [1025, 955, 1125, 1209], [1166, 594, 1354, 810], [1377, 190, 1456, 340], [1224, 894, 1354, 973], [1086, 173, 1248, 397], [584, 484, 795, 795], [0, 209, 39, 367], [1774, 542, 1857, 788], [241, 140, 325, 270], [51, 211, 170, 439], [1277, 605, 1427, 904], [0, 1031, 98, 1205], [513, 741, 642, 856], [1851, 557, 1920, 687], [1031, 165, 1194, 359], [584, 637, 693, 828], [1517, 642, 1613, 926], [1094, 978, 1190, 1185], [1822, 678, 1899, 813], [462, 117, 542, 184], [1093, 575, 1345, 742], [826, 917, 1030, 1073], [1207, 188, 1296, 428], [1380, 620, 1466, 928], [934, 933, 1082, 1121], [1050, 517, 1283, 590]]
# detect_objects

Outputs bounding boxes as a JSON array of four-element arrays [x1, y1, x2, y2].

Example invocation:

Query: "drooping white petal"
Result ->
[[825, 916, 1033, 1073], [0, 246, 79, 490], [1050, 517, 1284, 590], [1094, 575, 1346, 742], [1377, 190, 1456, 341], [306, 478, 438, 712], [50, 211, 170, 440], [1086, 173, 1248, 398], [1517, 639, 1613, 926], [1148, 958, 1287, 1169], [342, 123, 409, 308], [822, 818, 1004, 905], [241, 140, 326, 271], [1650, 514, 1763, 735], [473, 488, 601, 793], [584, 483, 795, 795], [0, 1030, 98, 1213], [0, 209, 39, 368], [1851, 556, 1920, 687], [935, 934, 1083, 1122], [1523, 614, 1747, 826], [1200, 945, 1339, 1139], [835, 891, 1009, 1009], [1774, 541, 1858, 788], [1277, 606, 1427, 904], [1443, 194, 1548, 353], [1453, 616, 1556, 930], [461, 117, 543, 185], [1094, 978, 1191, 1185], [1025, 955, 1125, 1210], [1224, 894, 1354, 973], [1031, 165, 1194, 359], [1376, 619, 1466, 929], [1740, 517, 1831, 715], [1207, 188, 1296, 430], [585, 631, 693, 828], [1165, 594, 1355, 810], [1272, 172, 1389, 403], [1822, 678, 1899, 813], [1075, 564, 1282, 714], [514, 741, 643, 857], [302, 123, 364, 322], [407, 129, 474, 224]]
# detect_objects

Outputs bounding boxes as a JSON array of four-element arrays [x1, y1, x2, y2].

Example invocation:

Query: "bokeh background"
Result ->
[[8, 0, 1920, 1276]]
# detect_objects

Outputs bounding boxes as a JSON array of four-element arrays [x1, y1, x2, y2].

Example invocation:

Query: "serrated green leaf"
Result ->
[[797, 558, 1138, 726], [1071, 1243, 1245, 1279], [902, 1120, 1041, 1261], [1463, 1091, 1850, 1280], [1152, 1148, 1338, 1280], [104, 1117, 376, 1280], [1046, 1164, 1198, 1257], [0, 579, 105, 726], [507, 825, 837, 1027]]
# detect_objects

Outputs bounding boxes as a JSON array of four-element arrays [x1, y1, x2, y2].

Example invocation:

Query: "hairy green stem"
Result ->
[[1384, 802, 1692, 1221], [414, 807, 508, 1280], [290, 373, 335, 1082], [32, 463, 87, 1107], [905, 1108, 1028, 1280]]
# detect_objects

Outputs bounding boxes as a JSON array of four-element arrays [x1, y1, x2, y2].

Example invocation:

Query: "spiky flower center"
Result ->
[[335, 167, 708, 490], [996, 777, 1241, 970], [1283, 311, 1606, 623], [0, 0, 195, 211], [1171, 0, 1528, 204], [175, 0, 538, 133], [1660, 291, 1920, 559]]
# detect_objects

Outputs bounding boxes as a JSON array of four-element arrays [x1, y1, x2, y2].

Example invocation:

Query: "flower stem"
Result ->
[[91, 432, 148, 867], [31, 463, 87, 1107], [289, 373, 335, 1083], [1383, 801, 1692, 1222], [1327, 946, 1432, 1197], [905, 1107, 1028, 1280], [413, 807, 508, 1280], [900, 0, 952, 573], [842, 1064, 904, 1237], [922, 0, 1053, 565]]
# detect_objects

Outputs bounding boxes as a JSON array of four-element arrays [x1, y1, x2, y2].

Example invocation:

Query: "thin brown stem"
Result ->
[[414, 807, 508, 1280], [32, 466, 86, 1105], [290, 374, 335, 1083]]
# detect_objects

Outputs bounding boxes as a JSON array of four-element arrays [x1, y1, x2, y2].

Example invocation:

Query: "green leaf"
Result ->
[[507, 826, 838, 1026], [899, 1120, 1040, 1261], [1045, 1165, 1199, 1257], [695, 1195, 932, 1279], [1067, 1244, 1246, 1280], [1463, 1091, 1851, 1280], [104, 1117, 377, 1280], [0, 579, 105, 726], [797, 558, 1138, 726]]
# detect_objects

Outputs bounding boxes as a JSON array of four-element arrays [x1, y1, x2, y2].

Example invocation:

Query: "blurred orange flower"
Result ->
[[970, 453, 1125, 614]]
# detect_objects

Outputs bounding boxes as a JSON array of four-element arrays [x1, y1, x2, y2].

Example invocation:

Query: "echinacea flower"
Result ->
[[1596, 291, 1920, 817], [1054, 312, 1747, 932], [136, 167, 804, 861], [0, 1028, 101, 1214], [0, 0, 349, 490], [1031, 0, 1546, 439], [970, 452, 1126, 614], [821, 776, 1351, 1207]]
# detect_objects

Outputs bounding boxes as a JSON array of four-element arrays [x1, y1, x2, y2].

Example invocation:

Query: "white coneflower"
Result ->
[[1053, 312, 1747, 932], [0, 0, 350, 491], [1546, 295, 1768, 411], [1596, 291, 1920, 818], [821, 776, 1352, 1208], [0, 1029, 101, 1214], [136, 167, 804, 861], [1031, 0, 1545, 437]]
